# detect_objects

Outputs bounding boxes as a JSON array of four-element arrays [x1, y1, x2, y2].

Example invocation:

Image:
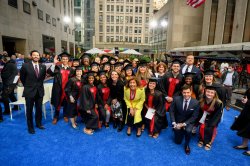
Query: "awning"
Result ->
[[171, 42, 250, 52]]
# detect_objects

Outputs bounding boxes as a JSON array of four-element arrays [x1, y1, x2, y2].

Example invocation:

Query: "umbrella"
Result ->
[[85, 48, 106, 54], [121, 49, 142, 55]]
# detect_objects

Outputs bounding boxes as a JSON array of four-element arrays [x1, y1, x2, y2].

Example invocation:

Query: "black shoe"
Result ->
[[36, 125, 45, 130], [113, 122, 117, 129], [243, 151, 250, 156], [185, 145, 191, 155], [28, 129, 35, 134], [3, 111, 10, 115], [233, 146, 248, 150], [117, 122, 123, 132]]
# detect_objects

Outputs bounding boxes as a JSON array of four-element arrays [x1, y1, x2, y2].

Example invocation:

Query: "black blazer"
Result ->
[[181, 64, 202, 84], [1, 60, 18, 86], [169, 96, 200, 125], [20, 62, 46, 98]]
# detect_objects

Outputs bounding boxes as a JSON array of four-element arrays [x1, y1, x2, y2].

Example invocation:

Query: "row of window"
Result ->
[[100, 15, 149, 24], [106, 0, 151, 3], [103, 5, 150, 13], [100, 36, 149, 43], [8, 0, 55, 9], [103, 26, 143, 34], [37, 9, 56, 27]]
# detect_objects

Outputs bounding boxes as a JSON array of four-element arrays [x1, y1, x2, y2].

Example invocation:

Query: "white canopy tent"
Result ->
[[120, 49, 142, 55], [85, 48, 106, 54]]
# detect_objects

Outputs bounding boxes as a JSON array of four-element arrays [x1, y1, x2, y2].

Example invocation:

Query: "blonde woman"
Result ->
[[135, 61, 152, 88], [198, 84, 223, 150], [154, 62, 168, 78], [124, 77, 145, 137]]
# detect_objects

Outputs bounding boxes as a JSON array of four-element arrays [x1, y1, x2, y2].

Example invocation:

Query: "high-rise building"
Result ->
[[91, 0, 153, 54], [0, 0, 75, 56]]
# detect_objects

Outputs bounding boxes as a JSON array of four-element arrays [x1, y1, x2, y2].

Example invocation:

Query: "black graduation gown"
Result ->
[[231, 88, 250, 139], [159, 71, 183, 111], [214, 83, 227, 107], [47, 65, 74, 109], [108, 79, 127, 121], [79, 84, 100, 129], [97, 83, 112, 122], [198, 101, 223, 144], [64, 77, 83, 118], [145, 90, 165, 134]]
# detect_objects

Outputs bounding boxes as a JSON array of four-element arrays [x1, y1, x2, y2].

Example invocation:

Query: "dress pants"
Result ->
[[174, 125, 193, 146], [54, 98, 68, 119], [25, 91, 43, 130], [2, 84, 17, 113]]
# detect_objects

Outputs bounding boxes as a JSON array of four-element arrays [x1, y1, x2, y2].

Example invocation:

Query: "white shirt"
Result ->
[[182, 64, 193, 74], [183, 97, 191, 110], [62, 64, 69, 69], [32, 61, 39, 73], [223, 72, 234, 86]]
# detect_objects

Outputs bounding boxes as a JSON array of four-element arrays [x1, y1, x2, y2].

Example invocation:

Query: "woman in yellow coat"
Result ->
[[124, 77, 145, 137]]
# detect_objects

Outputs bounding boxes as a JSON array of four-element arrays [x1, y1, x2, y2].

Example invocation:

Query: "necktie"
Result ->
[[35, 65, 39, 78], [185, 65, 189, 74], [184, 100, 188, 111]]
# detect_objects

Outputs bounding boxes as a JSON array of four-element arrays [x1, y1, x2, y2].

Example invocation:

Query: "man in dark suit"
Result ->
[[169, 84, 200, 155], [1, 56, 18, 115], [20, 50, 47, 134], [181, 54, 202, 84]]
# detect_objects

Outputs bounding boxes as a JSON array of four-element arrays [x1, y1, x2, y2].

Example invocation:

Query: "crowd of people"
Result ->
[[0, 50, 249, 156]]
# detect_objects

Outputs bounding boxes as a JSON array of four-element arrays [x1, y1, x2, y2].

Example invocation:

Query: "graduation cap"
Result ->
[[98, 70, 107, 76], [205, 84, 217, 90], [80, 53, 91, 59], [102, 62, 111, 67], [75, 66, 83, 71], [86, 71, 96, 77], [123, 64, 133, 71], [171, 59, 183, 65], [58, 52, 71, 59], [109, 57, 117, 63], [138, 60, 148, 67], [204, 69, 215, 76], [72, 58, 80, 62], [101, 55, 109, 60], [148, 77, 160, 83], [114, 61, 123, 68], [91, 62, 100, 67], [123, 59, 131, 64], [184, 72, 196, 78]]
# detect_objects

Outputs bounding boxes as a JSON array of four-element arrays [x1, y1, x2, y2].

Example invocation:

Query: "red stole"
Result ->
[[90, 86, 101, 128], [102, 87, 111, 112], [57, 69, 70, 110], [148, 94, 155, 134], [165, 77, 180, 111], [140, 80, 147, 87]]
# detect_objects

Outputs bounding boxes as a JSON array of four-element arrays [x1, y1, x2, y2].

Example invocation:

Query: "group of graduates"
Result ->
[[45, 52, 230, 155]]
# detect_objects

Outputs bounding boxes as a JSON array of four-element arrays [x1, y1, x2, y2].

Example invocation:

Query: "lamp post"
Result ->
[[160, 20, 168, 58], [63, 16, 71, 54], [63, 16, 82, 57], [150, 20, 157, 61]]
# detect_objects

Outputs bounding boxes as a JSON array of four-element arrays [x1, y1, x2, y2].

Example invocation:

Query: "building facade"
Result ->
[[92, 0, 153, 54], [151, 0, 204, 59], [0, 0, 75, 56], [154, 0, 250, 54]]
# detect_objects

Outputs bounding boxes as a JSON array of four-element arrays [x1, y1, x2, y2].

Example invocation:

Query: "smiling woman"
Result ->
[[124, 77, 145, 137]]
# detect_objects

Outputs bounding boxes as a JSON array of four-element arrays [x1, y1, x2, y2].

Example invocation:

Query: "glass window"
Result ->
[[138, 17, 142, 23], [121, 6, 124, 12], [125, 16, 129, 23], [100, 4, 103, 11], [8, 0, 18, 8], [129, 37, 132, 42], [99, 25, 103, 32], [111, 16, 114, 22], [52, 18, 56, 27], [107, 15, 110, 22], [134, 37, 137, 43], [146, 7, 149, 13], [120, 36, 123, 41], [139, 7, 142, 13], [138, 37, 141, 43], [107, 26, 110, 32], [46, 14, 51, 24], [120, 16, 124, 23], [117, 6, 120, 12], [99, 36, 103, 42], [111, 26, 114, 32], [130, 16, 133, 23], [130, 6, 133, 12], [111, 5, 114, 11], [99, 15, 103, 22], [107, 5, 110, 11], [135, 7, 138, 12], [52, 0, 55, 7], [37, 9, 43, 20], [116, 16, 119, 23], [145, 37, 148, 43], [116, 26, 119, 33], [107, 36, 110, 42], [135, 17, 138, 23], [126, 6, 129, 12], [23, 1, 31, 14], [116, 36, 119, 41], [125, 26, 129, 33]]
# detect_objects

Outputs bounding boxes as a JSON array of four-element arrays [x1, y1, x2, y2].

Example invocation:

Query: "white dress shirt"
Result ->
[[182, 64, 193, 74]]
